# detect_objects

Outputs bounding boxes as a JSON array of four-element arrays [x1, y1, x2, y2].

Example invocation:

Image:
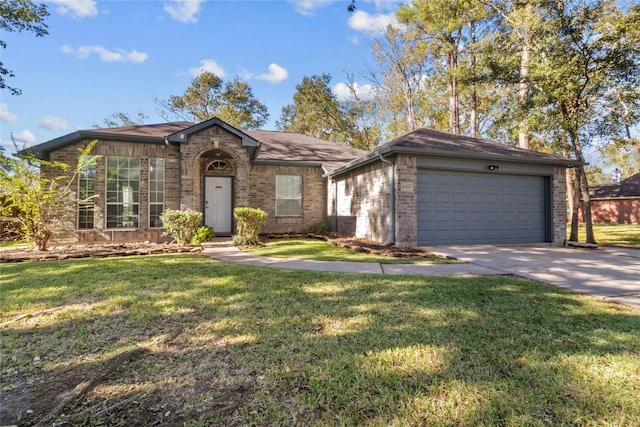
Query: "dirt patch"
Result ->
[[0, 242, 202, 263]]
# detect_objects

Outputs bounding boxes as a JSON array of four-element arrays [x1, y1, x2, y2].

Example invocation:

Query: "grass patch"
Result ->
[[569, 223, 640, 248], [1, 255, 639, 426], [245, 238, 455, 264]]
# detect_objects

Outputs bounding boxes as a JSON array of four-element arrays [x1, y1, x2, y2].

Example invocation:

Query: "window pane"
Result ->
[[149, 158, 164, 229], [276, 175, 302, 216], [78, 163, 96, 229], [106, 156, 140, 229]]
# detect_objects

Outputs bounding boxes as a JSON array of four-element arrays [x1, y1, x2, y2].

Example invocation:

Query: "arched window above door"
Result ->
[[206, 159, 232, 173]]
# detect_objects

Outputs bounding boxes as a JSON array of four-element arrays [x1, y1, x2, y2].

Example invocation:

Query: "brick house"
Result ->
[[581, 173, 640, 224], [25, 117, 580, 246]]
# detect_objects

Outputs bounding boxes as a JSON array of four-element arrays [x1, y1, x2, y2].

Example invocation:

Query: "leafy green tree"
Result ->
[[0, 141, 99, 250], [396, 0, 485, 135], [155, 72, 269, 129], [277, 74, 355, 144], [527, 1, 640, 243], [0, 0, 49, 95]]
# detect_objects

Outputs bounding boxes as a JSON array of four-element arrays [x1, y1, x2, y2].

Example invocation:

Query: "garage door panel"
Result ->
[[418, 170, 546, 245]]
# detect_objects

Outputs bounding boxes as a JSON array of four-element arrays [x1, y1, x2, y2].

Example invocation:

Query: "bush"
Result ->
[[160, 209, 202, 245], [233, 207, 267, 246], [307, 221, 330, 234], [191, 225, 214, 244]]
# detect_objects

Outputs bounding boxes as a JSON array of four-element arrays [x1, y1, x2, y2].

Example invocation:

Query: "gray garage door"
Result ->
[[417, 169, 548, 245]]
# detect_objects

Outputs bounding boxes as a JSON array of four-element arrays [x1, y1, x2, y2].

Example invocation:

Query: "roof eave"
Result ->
[[252, 159, 324, 168], [330, 146, 583, 178], [19, 130, 165, 160]]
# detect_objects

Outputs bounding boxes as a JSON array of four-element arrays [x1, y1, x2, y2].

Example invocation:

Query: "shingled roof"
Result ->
[[331, 127, 582, 176], [247, 130, 367, 172], [591, 173, 640, 198], [22, 121, 367, 172]]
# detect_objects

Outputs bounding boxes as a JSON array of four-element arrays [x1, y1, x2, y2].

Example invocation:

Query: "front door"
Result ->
[[204, 177, 233, 234]]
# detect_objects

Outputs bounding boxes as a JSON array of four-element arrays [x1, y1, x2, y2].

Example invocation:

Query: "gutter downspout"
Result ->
[[165, 138, 182, 209], [378, 153, 395, 245]]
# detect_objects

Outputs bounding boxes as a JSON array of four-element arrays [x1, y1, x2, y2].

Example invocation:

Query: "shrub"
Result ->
[[233, 207, 267, 246], [191, 225, 214, 244], [307, 221, 330, 234], [160, 209, 202, 245]]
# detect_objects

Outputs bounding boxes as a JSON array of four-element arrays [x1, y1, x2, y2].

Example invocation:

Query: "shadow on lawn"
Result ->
[[1, 254, 639, 425]]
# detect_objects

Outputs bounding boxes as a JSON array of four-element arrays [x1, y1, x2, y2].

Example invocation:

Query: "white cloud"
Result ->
[[348, 10, 398, 36], [46, 0, 98, 19], [164, 0, 205, 23], [0, 103, 18, 123], [333, 81, 376, 101], [39, 115, 71, 131], [61, 45, 148, 63], [11, 130, 37, 145], [188, 59, 226, 78], [238, 67, 254, 80], [291, 0, 336, 16], [256, 63, 289, 83]]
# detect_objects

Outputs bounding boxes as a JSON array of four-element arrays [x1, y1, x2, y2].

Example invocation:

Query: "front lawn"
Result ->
[[569, 223, 640, 248], [1, 255, 639, 426], [245, 238, 456, 263]]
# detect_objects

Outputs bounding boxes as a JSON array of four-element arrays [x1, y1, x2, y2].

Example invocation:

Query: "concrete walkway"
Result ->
[[202, 242, 640, 311]]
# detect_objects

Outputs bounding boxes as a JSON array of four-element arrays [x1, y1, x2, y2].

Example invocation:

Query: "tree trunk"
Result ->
[[470, 20, 478, 139], [518, 36, 531, 149], [448, 51, 461, 135], [568, 168, 580, 242], [571, 133, 596, 244]]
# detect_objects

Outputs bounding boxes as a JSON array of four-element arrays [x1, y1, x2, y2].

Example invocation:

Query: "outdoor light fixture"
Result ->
[[488, 165, 499, 170]]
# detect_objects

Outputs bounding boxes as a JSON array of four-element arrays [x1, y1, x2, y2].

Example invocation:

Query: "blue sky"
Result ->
[[1, 0, 403, 151]]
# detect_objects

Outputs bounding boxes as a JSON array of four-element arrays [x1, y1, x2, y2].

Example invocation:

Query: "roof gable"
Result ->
[[166, 117, 260, 147]]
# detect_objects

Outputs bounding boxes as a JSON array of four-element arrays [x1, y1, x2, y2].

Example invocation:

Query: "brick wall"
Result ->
[[394, 155, 418, 247], [579, 199, 640, 224], [552, 167, 568, 245], [330, 159, 394, 244], [44, 139, 179, 244], [249, 165, 327, 233]]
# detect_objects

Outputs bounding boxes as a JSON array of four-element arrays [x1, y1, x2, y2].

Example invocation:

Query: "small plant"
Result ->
[[307, 221, 330, 234], [191, 225, 214, 244], [233, 207, 267, 246], [160, 209, 202, 245]]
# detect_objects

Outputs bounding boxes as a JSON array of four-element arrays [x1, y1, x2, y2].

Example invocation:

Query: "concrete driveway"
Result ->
[[426, 245, 640, 311]]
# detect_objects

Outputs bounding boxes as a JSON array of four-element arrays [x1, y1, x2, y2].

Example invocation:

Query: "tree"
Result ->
[[97, 111, 149, 128], [0, 140, 99, 250], [528, 0, 640, 243], [0, 0, 49, 95], [396, 0, 485, 135], [155, 72, 269, 129], [277, 74, 357, 145]]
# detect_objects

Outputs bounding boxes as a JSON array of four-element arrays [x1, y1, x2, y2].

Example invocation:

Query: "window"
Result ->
[[106, 157, 139, 229], [276, 175, 302, 216], [149, 158, 164, 228], [206, 160, 231, 172], [78, 163, 96, 229]]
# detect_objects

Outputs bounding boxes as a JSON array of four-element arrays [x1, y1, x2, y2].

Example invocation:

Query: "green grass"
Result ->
[[245, 238, 456, 264], [1, 255, 639, 426], [569, 223, 640, 248]]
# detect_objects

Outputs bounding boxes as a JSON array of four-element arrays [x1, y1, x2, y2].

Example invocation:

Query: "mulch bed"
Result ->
[[0, 242, 202, 263], [1, 234, 447, 263], [264, 233, 450, 259]]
